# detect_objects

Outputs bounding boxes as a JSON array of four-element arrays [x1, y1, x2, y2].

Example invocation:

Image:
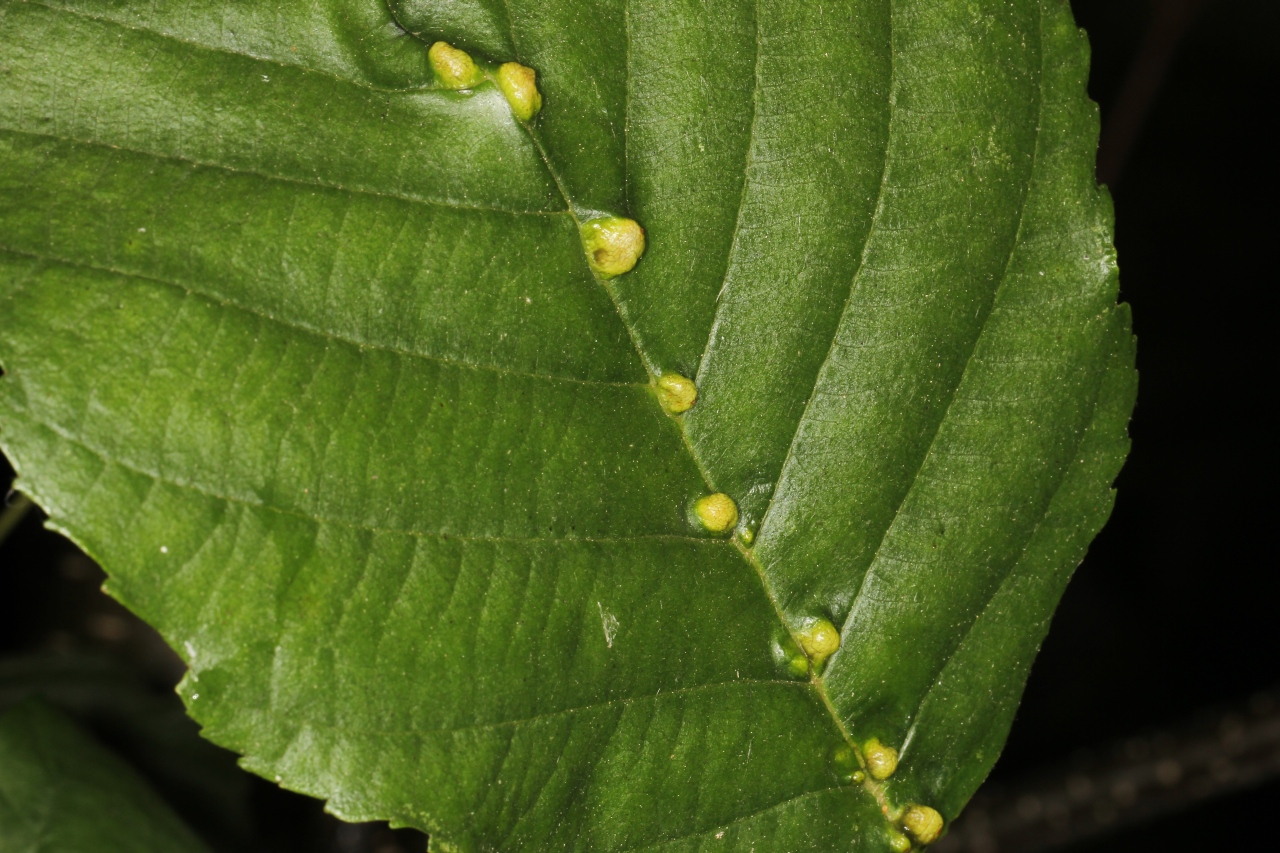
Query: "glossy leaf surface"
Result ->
[[0, 700, 210, 853], [0, 0, 1135, 849]]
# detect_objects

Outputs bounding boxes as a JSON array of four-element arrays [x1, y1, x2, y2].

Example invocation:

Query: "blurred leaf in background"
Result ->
[[0, 699, 210, 853]]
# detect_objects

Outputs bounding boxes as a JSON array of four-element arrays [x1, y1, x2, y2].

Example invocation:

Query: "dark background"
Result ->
[[1, 1, 1275, 850], [975, 0, 1279, 849]]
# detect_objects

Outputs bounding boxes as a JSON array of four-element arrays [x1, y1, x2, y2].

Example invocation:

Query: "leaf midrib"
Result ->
[[459, 0, 897, 825], [0, 1, 1096, 844], [487, 1, 1070, 831]]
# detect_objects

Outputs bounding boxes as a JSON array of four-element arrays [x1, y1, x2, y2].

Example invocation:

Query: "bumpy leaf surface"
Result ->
[[0, 0, 1135, 849], [0, 701, 210, 852]]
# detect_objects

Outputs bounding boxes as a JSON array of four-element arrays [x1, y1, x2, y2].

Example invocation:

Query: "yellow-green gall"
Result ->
[[497, 62, 542, 121], [796, 617, 841, 668], [694, 493, 738, 534], [773, 636, 809, 678], [831, 744, 864, 784], [863, 738, 899, 781], [428, 42, 482, 89], [656, 373, 697, 414], [580, 217, 646, 278], [887, 829, 913, 853], [901, 805, 944, 846]]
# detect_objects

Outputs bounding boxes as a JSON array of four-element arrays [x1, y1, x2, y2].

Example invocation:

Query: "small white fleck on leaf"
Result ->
[[597, 602, 619, 648]]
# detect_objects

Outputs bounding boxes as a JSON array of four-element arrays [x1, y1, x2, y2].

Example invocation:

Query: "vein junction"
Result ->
[[413, 34, 939, 851]]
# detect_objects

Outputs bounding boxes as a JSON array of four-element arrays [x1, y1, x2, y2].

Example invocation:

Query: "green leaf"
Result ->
[[0, 654, 256, 847], [0, 699, 211, 853], [0, 0, 1135, 850]]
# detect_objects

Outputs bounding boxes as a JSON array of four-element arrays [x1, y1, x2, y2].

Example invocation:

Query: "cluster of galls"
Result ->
[[429, 41, 542, 120], [430, 43, 668, 421], [430, 38, 946, 851], [835, 740, 945, 850]]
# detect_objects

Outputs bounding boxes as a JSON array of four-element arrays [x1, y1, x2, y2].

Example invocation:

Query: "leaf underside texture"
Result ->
[[0, 0, 1135, 850]]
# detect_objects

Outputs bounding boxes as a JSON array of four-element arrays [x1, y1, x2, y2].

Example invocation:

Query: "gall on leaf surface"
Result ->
[[0, 0, 1135, 849]]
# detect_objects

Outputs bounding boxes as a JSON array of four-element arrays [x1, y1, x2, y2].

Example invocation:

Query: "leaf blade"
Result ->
[[0, 0, 561, 212], [0, 0, 1134, 849]]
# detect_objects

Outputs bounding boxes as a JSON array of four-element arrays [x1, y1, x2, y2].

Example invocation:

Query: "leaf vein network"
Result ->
[[25, 0, 513, 98], [618, 785, 851, 853], [834, 0, 1048, 644], [0, 246, 635, 390], [3, 412, 717, 547], [0, 126, 568, 217], [751, 0, 897, 547]]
